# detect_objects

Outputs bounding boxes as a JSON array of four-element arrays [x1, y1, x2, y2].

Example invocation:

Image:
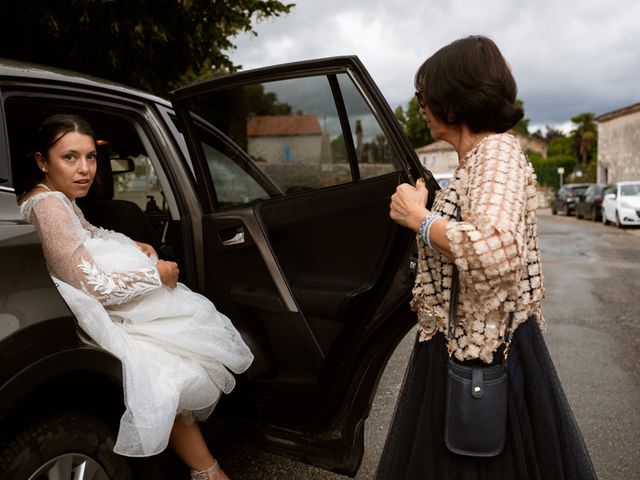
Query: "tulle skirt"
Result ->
[[374, 319, 597, 480], [55, 278, 253, 457]]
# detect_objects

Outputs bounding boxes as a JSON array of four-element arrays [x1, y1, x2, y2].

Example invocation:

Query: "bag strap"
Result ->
[[446, 206, 514, 361]]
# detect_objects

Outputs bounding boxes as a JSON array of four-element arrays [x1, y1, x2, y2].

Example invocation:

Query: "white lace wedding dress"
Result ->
[[20, 188, 254, 457]]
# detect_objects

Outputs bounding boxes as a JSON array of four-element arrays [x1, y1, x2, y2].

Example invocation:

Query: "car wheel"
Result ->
[[591, 206, 598, 222], [0, 412, 132, 480], [551, 205, 557, 215]]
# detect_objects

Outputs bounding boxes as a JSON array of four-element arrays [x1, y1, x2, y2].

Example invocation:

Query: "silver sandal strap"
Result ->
[[191, 460, 220, 480]]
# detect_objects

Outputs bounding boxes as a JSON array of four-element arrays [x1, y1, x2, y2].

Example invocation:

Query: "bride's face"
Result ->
[[37, 131, 97, 200]]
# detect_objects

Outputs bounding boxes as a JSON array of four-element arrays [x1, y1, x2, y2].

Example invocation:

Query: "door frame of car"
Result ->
[[169, 56, 436, 474]]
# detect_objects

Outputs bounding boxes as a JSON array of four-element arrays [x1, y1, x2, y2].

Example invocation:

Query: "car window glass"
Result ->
[[201, 141, 271, 207], [112, 154, 164, 212], [178, 72, 402, 208], [620, 184, 640, 196], [335, 74, 401, 179]]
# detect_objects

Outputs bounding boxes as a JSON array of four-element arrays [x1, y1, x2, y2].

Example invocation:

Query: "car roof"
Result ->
[[564, 183, 591, 188], [0, 57, 171, 108], [617, 180, 640, 185]]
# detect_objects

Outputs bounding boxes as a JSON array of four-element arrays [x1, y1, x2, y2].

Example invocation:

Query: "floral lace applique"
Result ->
[[78, 259, 162, 306]]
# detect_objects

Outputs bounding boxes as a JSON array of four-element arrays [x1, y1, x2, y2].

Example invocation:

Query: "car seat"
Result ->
[[77, 153, 161, 252]]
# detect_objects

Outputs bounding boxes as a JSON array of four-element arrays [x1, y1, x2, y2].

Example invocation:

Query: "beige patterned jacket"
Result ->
[[411, 133, 545, 363]]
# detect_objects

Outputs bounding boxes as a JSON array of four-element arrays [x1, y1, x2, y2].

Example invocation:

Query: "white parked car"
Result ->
[[601, 181, 640, 227]]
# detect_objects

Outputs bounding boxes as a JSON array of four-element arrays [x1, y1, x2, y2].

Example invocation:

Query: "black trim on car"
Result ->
[[0, 89, 9, 183]]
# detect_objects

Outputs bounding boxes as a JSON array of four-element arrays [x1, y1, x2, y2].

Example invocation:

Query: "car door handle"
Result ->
[[222, 229, 245, 246]]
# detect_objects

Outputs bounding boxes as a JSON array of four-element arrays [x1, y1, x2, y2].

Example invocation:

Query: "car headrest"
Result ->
[[84, 149, 115, 201]]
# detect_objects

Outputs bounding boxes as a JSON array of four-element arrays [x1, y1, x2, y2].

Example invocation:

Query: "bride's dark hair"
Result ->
[[35, 114, 95, 158], [19, 114, 95, 196]]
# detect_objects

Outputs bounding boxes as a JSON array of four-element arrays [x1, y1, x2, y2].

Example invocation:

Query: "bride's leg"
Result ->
[[169, 416, 230, 480]]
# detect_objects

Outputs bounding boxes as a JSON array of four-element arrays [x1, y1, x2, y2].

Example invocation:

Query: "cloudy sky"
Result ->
[[227, 0, 640, 133]]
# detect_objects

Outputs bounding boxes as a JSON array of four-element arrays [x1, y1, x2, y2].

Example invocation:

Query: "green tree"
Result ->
[[244, 84, 292, 115], [395, 97, 433, 147], [570, 112, 597, 167], [0, 0, 294, 96], [512, 99, 530, 135], [529, 152, 577, 189]]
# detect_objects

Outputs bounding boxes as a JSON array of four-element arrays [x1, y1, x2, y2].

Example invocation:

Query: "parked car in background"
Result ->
[[575, 183, 611, 221], [433, 172, 453, 189], [602, 181, 640, 227], [550, 183, 591, 216], [0, 57, 441, 479]]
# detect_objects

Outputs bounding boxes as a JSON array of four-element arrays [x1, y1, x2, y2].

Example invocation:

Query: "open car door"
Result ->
[[169, 56, 438, 476]]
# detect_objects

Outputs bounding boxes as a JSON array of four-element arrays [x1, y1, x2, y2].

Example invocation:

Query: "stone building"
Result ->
[[414, 132, 547, 175], [515, 133, 547, 157], [415, 140, 458, 174], [595, 102, 640, 183], [247, 115, 330, 164]]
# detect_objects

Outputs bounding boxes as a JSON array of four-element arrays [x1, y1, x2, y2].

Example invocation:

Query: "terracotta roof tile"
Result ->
[[247, 115, 322, 136]]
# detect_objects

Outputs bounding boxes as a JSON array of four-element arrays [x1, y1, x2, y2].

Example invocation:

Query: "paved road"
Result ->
[[217, 210, 640, 480]]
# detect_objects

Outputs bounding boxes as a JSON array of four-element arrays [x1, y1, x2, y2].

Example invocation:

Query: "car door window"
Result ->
[[176, 72, 402, 208], [112, 154, 162, 211], [336, 74, 401, 179]]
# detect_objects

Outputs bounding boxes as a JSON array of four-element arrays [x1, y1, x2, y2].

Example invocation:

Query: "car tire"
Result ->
[[615, 211, 623, 228], [0, 412, 132, 480], [591, 206, 598, 222]]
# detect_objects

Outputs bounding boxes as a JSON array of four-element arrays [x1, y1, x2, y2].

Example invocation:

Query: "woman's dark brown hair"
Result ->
[[414, 35, 524, 133], [19, 114, 95, 196], [35, 113, 95, 157]]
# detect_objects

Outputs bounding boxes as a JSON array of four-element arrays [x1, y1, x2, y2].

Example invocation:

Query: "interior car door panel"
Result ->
[[170, 56, 435, 474]]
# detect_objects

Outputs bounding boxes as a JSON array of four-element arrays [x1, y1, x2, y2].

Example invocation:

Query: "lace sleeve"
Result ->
[[27, 194, 162, 306], [445, 135, 527, 313], [74, 203, 132, 244]]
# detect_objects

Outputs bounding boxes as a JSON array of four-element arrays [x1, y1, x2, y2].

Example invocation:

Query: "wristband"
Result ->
[[420, 212, 442, 249]]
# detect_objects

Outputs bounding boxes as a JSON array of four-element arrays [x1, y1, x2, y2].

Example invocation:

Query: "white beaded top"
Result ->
[[412, 133, 545, 363]]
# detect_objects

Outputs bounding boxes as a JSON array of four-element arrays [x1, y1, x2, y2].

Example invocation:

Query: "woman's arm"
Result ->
[[389, 179, 454, 260]]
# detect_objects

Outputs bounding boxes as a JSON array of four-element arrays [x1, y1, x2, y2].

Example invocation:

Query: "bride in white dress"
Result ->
[[19, 114, 253, 480]]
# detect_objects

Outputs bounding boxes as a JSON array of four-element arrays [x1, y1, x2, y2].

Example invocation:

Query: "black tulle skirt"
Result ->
[[374, 319, 598, 480]]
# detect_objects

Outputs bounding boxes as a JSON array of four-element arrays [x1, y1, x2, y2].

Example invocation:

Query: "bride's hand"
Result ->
[[135, 241, 157, 258], [157, 260, 179, 288]]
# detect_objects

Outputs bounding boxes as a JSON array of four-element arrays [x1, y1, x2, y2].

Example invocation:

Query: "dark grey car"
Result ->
[[550, 183, 591, 216], [0, 58, 440, 479], [574, 183, 611, 221]]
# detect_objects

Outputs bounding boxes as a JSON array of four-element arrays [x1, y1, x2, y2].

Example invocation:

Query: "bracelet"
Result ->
[[419, 212, 442, 249]]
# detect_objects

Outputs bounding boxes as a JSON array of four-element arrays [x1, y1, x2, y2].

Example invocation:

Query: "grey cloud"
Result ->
[[229, 0, 640, 128]]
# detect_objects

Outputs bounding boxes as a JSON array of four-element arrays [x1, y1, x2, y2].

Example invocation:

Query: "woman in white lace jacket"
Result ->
[[19, 114, 253, 480], [374, 36, 596, 480]]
